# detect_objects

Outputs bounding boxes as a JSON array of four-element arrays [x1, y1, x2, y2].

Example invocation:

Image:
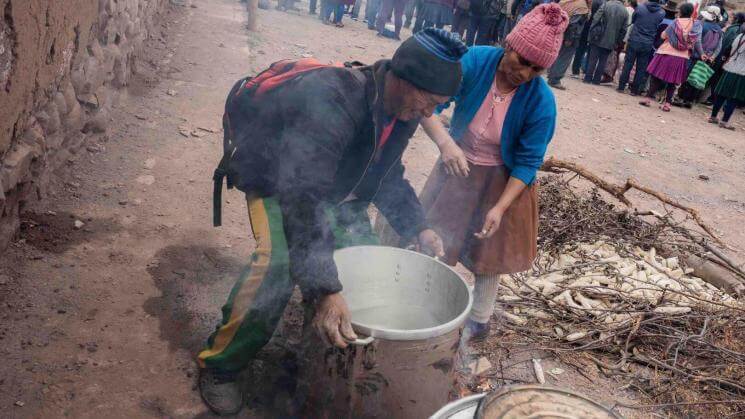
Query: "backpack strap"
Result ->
[[213, 77, 246, 227]]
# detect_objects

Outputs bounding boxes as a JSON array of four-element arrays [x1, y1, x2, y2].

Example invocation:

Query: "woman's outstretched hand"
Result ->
[[475, 205, 505, 239]]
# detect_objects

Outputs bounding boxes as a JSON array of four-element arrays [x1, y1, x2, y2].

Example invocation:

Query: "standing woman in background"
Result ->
[[640, 2, 702, 112], [708, 30, 745, 130], [418, 4, 567, 339], [706, 12, 745, 105]]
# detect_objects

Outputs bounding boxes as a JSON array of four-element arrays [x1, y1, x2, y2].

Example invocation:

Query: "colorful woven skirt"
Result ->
[[714, 70, 745, 102], [647, 53, 689, 85]]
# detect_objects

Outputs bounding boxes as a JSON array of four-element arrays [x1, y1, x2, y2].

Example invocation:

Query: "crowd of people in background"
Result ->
[[274, 0, 745, 129]]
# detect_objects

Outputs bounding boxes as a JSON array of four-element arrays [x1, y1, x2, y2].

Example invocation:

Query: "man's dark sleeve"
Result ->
[[274, 75, 363, 300], [372, 157, 428, 242]]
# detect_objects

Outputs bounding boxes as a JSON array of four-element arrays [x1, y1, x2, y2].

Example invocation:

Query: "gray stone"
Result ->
[[21, 119, 45, 152], [64, 101, 84, 131], [83, 109, 109, 134], [53, 92, 69, 116], [70, 65, 88, 96], [78, 92, 99, 109], [94, 86, 109, 109], [38, 102, 61, 135], [1, 144, 36, 191], [62, 81, 78, 110]]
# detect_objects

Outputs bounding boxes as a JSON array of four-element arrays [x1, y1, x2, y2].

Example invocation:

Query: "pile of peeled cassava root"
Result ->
[[496, 239, 742, 342]]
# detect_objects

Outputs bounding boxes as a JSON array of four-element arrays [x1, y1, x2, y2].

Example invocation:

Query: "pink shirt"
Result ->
[[460, 80, 515, 166]]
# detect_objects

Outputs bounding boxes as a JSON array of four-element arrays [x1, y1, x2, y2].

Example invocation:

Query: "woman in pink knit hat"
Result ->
[[414, 3, 568, 340]]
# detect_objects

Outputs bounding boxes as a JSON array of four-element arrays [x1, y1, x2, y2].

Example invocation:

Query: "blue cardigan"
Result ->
[[441, 46, 557, 185]]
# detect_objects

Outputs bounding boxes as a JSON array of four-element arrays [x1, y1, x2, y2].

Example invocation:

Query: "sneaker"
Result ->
[[719, 121, 736, 131], [199, 368, 244, 416], [463, 319, 490, 341]]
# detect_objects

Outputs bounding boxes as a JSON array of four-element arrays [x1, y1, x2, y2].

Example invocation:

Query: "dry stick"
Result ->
[[632, 348, 745, 394], [540, 157, 725, 246], [702, 241, 745, 280]]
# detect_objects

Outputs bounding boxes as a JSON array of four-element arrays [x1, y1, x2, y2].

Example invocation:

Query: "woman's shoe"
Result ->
[[463, 319, 490, 341], [719, 122, 736, 131], [708, 116, 719, 124], [638, 99, 652, 107], [661, 102, 671, 112]]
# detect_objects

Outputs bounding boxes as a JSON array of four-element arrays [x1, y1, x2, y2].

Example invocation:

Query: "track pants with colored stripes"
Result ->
[[198, 194, 378, 372]]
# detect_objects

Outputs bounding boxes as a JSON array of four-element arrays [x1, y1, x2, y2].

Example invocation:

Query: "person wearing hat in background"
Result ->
[[416, 3, 567, 340], [584, 0, 629, 84], [198, 28, 466, 415], [640, 2, 702, 112], [675, 4, 723, 107], [654, 0, 679, 49]]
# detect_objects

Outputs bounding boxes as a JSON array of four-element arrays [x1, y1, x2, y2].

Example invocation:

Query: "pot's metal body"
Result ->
[[298, 246, 472, 419]]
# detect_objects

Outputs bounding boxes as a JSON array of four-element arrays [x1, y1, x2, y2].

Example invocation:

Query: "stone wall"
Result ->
[[0, 0, 168, 248]]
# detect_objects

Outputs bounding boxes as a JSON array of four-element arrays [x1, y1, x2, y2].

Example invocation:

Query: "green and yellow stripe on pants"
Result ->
[[199, 195, 377, 372]]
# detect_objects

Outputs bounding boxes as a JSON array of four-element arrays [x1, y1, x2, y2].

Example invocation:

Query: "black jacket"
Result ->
[[221, 60, 426, 298]]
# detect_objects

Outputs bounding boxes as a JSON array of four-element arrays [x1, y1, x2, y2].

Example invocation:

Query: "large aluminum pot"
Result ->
[[298, 246, 472, 419], [338, 246, 473, 341]]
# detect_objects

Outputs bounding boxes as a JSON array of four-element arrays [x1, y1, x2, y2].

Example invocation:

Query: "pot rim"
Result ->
[[335, 246, 474, 341], [429, 393, 486, 419]]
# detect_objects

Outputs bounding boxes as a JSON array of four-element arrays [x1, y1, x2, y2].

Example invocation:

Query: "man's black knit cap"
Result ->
[[391, 28, 467, 97]]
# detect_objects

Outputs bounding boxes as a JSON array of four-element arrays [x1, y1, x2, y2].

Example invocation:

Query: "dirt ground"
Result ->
[[1, 0, 743, 417]]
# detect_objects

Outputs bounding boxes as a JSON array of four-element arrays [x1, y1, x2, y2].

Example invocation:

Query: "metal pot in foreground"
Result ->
[[431, 385, 623, 419], [298, 246, 473, 419]]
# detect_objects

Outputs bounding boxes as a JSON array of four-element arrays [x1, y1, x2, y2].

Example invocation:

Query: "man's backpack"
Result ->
[[212, 59, 365, 227]]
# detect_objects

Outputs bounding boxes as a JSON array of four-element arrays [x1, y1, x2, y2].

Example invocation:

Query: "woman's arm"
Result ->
[[475, 176, 527, 239], [420, 115, 471, 177]]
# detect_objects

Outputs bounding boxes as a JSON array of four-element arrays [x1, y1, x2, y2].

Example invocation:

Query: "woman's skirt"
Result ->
[[647, 53, 689, 85], [418, 2, 453, 26], [714, 70, 745, 102], [424, 161, 538, 275]]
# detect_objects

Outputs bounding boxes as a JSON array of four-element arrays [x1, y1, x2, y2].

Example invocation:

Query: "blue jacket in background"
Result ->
[[438, 46, 557, 185], [628, 1, 665, 49]]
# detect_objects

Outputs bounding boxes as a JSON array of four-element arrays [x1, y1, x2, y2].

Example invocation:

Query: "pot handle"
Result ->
[[351, 336, 375, 346]]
